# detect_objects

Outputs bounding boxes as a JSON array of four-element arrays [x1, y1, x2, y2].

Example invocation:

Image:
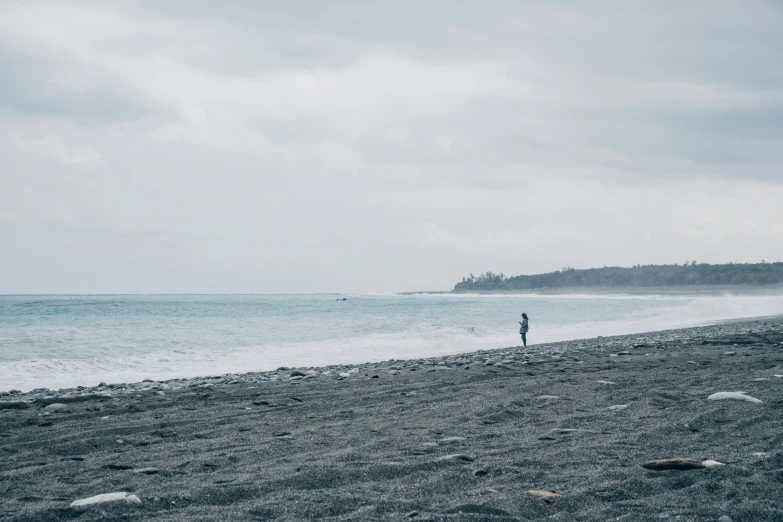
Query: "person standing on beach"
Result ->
[[519, 313, 529, 346]]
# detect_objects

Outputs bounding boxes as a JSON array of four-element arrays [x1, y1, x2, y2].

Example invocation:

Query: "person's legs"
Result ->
[[521, 333, 527, 346]]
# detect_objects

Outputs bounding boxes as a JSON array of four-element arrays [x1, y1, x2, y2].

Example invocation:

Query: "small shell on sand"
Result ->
[[707, 392, 763, 404], [70, 492, 141, 511], [527, 489, 561, 498]]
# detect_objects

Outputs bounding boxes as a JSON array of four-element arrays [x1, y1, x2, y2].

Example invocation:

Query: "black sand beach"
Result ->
[[1, 318, 782, 521]]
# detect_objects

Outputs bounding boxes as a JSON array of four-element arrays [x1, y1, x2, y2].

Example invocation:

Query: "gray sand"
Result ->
[[1, 319, 782, 521]]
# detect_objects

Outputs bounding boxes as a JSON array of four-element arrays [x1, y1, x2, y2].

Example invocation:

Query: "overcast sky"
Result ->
[[1, 1, 782, 294]]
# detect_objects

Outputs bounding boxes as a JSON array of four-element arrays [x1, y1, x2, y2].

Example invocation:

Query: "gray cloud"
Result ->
[[1, 0, 782, 293]]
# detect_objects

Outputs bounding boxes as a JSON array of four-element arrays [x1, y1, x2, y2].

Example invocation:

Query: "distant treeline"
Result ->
[[453, 262, 783, 291]]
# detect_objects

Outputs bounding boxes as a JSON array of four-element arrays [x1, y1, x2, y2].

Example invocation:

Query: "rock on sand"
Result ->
[[707, 392, 763, 404], [70, 492, 142, 511]]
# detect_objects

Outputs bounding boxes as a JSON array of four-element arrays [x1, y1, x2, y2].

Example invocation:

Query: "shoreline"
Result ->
[[0, 314, 783, 404], [1, 317, 782, 520], [2, 314, 782, 399]]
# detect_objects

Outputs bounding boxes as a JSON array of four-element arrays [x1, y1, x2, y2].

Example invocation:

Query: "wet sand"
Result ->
[[1, 318, 782, 521]]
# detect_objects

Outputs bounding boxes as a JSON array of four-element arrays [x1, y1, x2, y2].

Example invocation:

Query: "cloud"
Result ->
[[13, 134, 100, 166], [0, 0, 782, 292]]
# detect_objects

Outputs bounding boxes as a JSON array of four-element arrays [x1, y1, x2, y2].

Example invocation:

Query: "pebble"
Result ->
[[44, 403, 71, 413], [640, 458, 705, 471], [752, 452, 770, 458], [290, 370, 306, 377], [437, 437, 465, 444], [596, 380, 616, 385], [538, 395, 559, 400], [527, 489, 561, 498], [718, 517, 733, 522], [607, 404, 630, 410], [338, 373, 351, 378], [348, 368, 360, 374], [0, 401, 30, 410], [435, 454, 474, 462], [132, 467, 159, 474], [405, 511, 419, 518], [707, 392, 763, 404], [70, 492, 142, 511], [701, 460, 725, 467]]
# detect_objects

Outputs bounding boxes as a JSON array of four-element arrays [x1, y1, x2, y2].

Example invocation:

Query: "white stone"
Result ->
[[608, 404, 630, 410], [537, 395, 559, 400], [701, 460, 725, 467], [707, 392, 763, 404], [752, 452, 770, 458], [44, 403, 71, 413], [70, 492, 141, 511], [596, 380, 616, 385], [338, 372, 351, 378], [348, 368, 360, 374]]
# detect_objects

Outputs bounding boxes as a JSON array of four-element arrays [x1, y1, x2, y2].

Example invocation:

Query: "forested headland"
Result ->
[[453, 262, 783, 292]]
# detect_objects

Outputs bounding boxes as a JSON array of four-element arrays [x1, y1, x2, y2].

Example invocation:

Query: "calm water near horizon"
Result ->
[[2, 292, 783, 392]]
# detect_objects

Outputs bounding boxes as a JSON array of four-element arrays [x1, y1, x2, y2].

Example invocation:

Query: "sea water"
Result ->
[[1, 292, 782, 391]]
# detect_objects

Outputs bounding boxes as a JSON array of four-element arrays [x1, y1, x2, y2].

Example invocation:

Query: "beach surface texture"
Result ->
[[1, 318, 782, 521]]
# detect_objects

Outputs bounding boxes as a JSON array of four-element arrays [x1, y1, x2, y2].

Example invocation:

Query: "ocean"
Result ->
[[2, 292, 782, 392]]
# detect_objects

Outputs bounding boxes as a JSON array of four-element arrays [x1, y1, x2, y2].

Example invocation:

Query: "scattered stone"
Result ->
[[405, 511, 419, 518], [436, 454, 474, 462], [348, 368, 360, 374], [290, 370, 306, 377], [0, 401, 30, 410], [132, 467, 159, 474], [538, 395, 559, 400], [718, 517, 733, 522], [44, 403, 72, 413], [527, 489, 561, 498], [640, 458, 705, 471], [70, 492, 141, 512], [707, 392, 763, 404], [752, 452, 770, 458], [472, 468, 488, 477], [607, 404, 630, 410], [596, 380, 616, 385], [338, 373, 351, 378], [702, 460, 725, 467], [550, 428, 578, 433]]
